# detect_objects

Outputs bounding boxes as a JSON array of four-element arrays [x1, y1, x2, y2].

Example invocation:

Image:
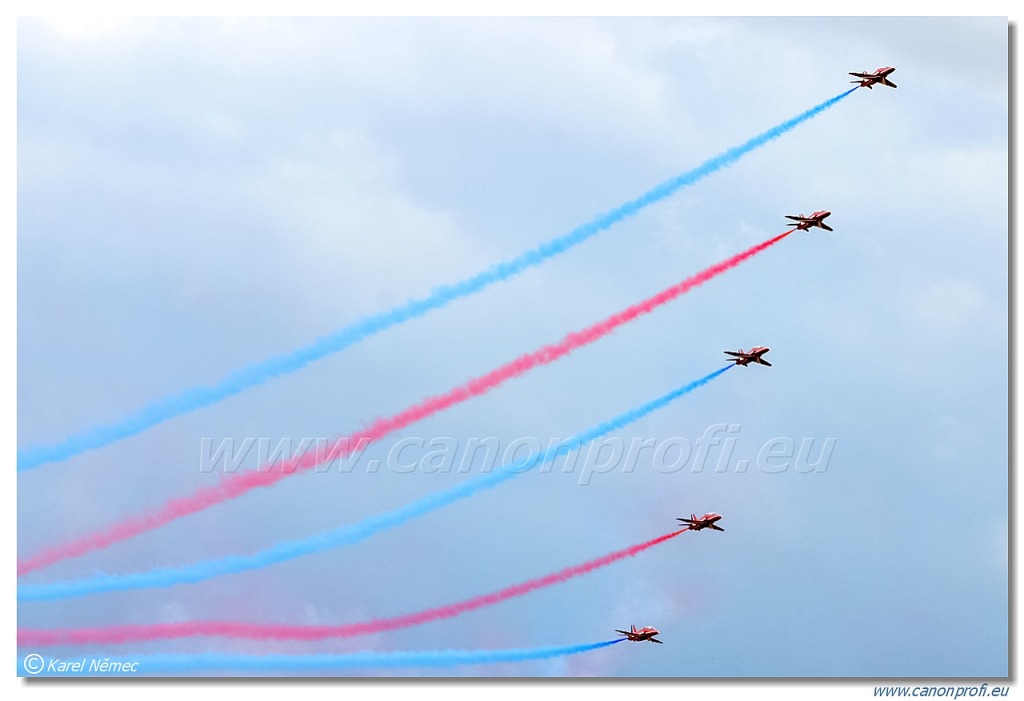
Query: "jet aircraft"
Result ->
[[724, 347, 771, 367], [785, 210, 833, 232], [677, 512, 725, 532], [849, 66, 897, 89], [616, 625, 664, 644]]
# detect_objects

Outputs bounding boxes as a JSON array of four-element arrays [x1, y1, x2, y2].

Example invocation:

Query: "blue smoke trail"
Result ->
[[18, 366, 731, 602], [18, 639, 624, 675], [18, 89, 855, 471]]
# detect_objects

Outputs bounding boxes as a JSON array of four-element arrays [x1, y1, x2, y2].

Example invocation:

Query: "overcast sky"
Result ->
[[16, 15, 1008, 678]]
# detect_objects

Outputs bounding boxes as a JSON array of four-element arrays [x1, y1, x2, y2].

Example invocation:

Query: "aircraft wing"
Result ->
[[724, 351, 745, 357], [849, 71, 873, 78], [820, 223, 834, 232], [758, 359, 772, 367], [709, 524, 725, 532], [650, 637, 664, 644]]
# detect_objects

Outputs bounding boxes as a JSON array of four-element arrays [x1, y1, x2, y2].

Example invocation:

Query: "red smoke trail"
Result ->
[[19, 230, 790, 576], [19, 530, 686, 645]]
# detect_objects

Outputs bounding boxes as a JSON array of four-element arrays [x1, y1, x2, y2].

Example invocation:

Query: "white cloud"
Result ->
[[15, 16, 1009, 678]]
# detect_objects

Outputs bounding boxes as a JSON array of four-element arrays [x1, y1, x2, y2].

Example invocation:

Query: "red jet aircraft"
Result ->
[[849, 66, 897, 89], [724, 347, 771, 367], [616, 625, 664, 644], [677, 512, 725, 532], [785, 210, 833, 232]]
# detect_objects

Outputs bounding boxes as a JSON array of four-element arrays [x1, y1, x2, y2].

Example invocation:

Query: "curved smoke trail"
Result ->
[[18, 371, 724, 601], [19, 230, 788, 577], [20, 530, 686, 643], [18, 639, 625, 675], [18, 89, 855, 471]]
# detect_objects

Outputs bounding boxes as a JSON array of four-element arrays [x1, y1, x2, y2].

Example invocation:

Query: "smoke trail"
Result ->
[[18, 639, 625, 675], [19, 230, 788, 577], [20, 528, 685, 644], [19, 370, 725, 601], [18, 89, 855, 471]]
